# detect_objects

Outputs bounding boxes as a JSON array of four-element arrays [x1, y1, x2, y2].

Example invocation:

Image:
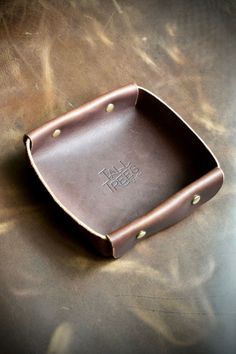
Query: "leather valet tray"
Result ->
[[24, 84, 224, 258]]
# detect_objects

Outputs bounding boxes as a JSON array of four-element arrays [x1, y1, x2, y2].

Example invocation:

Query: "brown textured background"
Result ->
[[0, 1, 235, 353]]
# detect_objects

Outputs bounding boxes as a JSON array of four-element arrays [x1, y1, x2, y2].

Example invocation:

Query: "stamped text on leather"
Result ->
[[98, 161, 140, 192]]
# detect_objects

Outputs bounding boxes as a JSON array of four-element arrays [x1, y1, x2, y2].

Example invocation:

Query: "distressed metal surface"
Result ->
[[0, 1, 235, 353]]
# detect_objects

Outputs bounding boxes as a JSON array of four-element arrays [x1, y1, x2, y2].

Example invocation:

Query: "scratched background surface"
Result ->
[[0, 1, 236, 353]]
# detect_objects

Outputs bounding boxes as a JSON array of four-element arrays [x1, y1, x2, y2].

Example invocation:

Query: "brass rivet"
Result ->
[[192, 194, 201, 205], [136, 230, 147, 240], [52, 129, 61, 138], [106, 103, 114, 113]]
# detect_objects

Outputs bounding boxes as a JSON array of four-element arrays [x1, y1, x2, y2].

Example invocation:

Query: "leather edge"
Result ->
[[108, 167, 224, 258], [25, 83, 138, 152]]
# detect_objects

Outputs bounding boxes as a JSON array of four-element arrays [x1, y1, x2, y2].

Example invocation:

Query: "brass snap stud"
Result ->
[[136, 230, 147, 240], [192, 194, 201, 205], [106, 103, 114, 113], [52, 129, 61, 138]]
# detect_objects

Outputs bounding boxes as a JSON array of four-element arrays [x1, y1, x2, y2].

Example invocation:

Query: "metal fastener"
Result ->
[[136, 230, 147, 240], [52, 129, 61, 138], [106, 103, 114, 112], [192, 194, 201, 205]]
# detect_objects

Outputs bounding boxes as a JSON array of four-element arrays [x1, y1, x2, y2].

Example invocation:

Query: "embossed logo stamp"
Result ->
[[98, 161, 141, 192]]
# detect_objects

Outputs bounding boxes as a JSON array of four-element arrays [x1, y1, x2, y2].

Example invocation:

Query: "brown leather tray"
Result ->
[[24, 84, 224, 258]]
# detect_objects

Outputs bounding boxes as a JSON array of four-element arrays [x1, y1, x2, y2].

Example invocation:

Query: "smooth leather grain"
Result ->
[[24, 84, 223, 257]]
